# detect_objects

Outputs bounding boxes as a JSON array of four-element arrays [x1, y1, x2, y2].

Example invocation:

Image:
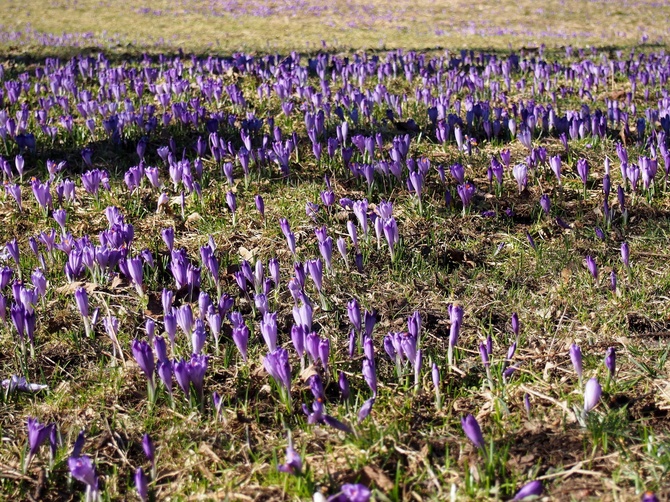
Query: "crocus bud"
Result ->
[[642, 492, 660, 502], [358, 398, 375, 422], [479, 343, 490, 366], [583, 377, 602, 413], [511, 312, 519, 337], [277, 441, 302, 475], [260, 312, 278, 352], [135, 468, 149, 501], [131, 340, 155, 383], [539, 194, 551, 215], [26, 418, 54, 465], [604, 347, 616, 378], [338, 371, 350, 401], [68, 455, 98, 494], [232, 325, 249, 361], [512, 480, 543, 500], [263, 348, 291, 393], [585, 255, 598, 280], [74, 287, 88, 318], [461, 414, 485, 449], [570, 343, 583, 381], [347, 298, 361, 333], [621, 242, 630, 268], [362, 358, 377, 396], [318, 338, 330, 373]]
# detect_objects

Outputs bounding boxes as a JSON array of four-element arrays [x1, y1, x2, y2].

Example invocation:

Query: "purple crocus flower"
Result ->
[[539, 194, 551, 215], [432, 362, 441, 407], [6, 239, 20, 267], [305, 331, 320, 363], [68, 455, 99, 497], [30, 268, 47, 297], [570, 343, 583, 382], [188, 354, 208, 401], [577, 158, 589, 188], [513, 480, 543, 500], [329, 483, 371, 502], [621, 242, 630, 268], [5, 183, 22, 212], [461, 414, 485, 449], [364, 310, 376, 339], [135, 467, 149, 501], [191, 320, 206, 354], [517, 128, 532, 150], [132, 339, 155, 382], [642, 492, 660, 502], [457, 182, 475, 210], [353, 199, 369, 238], [277, 440, 302, 475], [584, 377, 602, 413], [175, 304, 194, 336], [26, 418, 54, 466], [164, 312, 177, 349], [126, 256, 144, 296], [605, 347, 616, 378], [11, 304, 25, 340], [303, 400, 352, 433], [347, 298, 361, 333], [260, 311, 278, 352], [290, 325, 305, 360], [157, 360, 173, 398], [549, 155, 562, 184], [307, 259, 323, 292], [450, 163, 465, 184], [511, 312, 519, 338], [279, 218, 296, 255], [142, 433, 155, 466], [512, 164, 528, 193], [585, 255, 598, 281], [15, 154, 24, 180], [358, 398, 375, 423], [161, 228, 174, 252], [339, 371, 350, 401], [319, 338, 330, 373], [81, 169, 106, 196], [255, 195, 265, 218], [309, 374, 325, 402], [50, 210, 67, 235], [263, 347, 291, 394], [226, 191, 237, 222], [479, 343, 490, 366], [362, 358, 377, 396], [31, 178, 52, 211], [454, 125, 464, 151], [74, 287, 93, 338], [448, 304, 464, 367], [232, 324, 249, 361]]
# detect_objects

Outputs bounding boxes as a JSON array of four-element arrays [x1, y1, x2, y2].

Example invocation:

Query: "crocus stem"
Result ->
[[148, 379, 156, 407], [485, 366, 494, 391], [23, 453, 33, 473], [83, 318, 92, 338]]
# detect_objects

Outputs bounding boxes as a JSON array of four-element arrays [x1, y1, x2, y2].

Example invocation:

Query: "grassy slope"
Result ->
[[1, 2, 670, 502], [2, 0, 670, 53]]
